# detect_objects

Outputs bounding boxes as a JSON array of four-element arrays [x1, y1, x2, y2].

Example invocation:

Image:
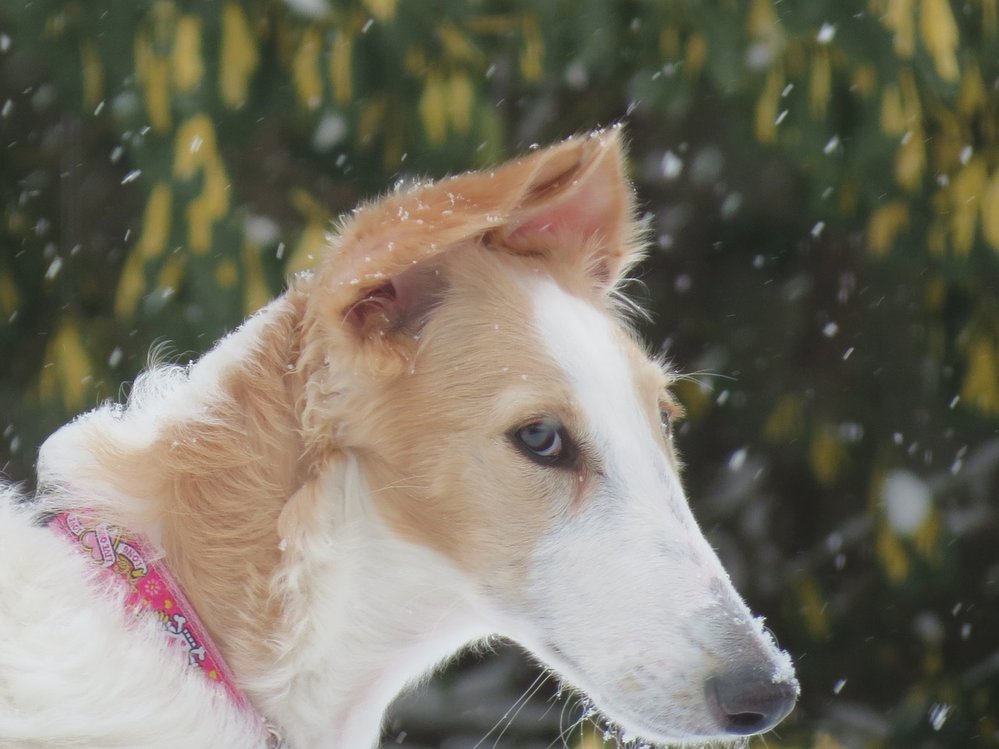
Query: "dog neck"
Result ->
[[37, 289, 491, 748], [258, 456, 493, 747]]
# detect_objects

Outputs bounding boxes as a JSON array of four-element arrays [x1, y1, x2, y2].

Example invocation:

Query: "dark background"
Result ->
[[1, 1, 997, 747]]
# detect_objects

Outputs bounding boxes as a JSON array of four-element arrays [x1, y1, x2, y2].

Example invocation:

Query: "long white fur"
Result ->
[[249, 453, 495, 748], [518, 279, 789, 741], [0, 494, 261, 748]]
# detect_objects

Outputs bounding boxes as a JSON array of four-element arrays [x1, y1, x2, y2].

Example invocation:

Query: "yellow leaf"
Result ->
[[794, 575, 830, 640], [876, 521, 910, 583], [809, 46, 831, 119], [419, 74, 448, 144], [447, 72, 473, 134], [329, 31, 353, 104], [38, 320, 92, 411], [437, 20, 482, 64], [754, 64, 784, 143], [883, 0, 915, 57], [659, 27, 680, 58], [116, 183, 173, 317], [913, 506, 941, 561], [928, 107, 963, 175], [880, 85, 904, 134], [671, 379, 712, 422], [115, 250, 146, 318], [292, 28, 323, 109], [290, 188, 331, 224], [895, 128, 925, 191], [926, 221, 948, 256], [949, 158, 987, 255], [156, 253, 185, 291], [685, 33, 707, 78], [919, 0, 960, 82], [242, 238, 271, 315], [0, 271, 19, 315], [519, 16, 544, 82], [813, 733, 848, 749], [134, 27, 172, 132], [957, 63, 987, 116], [215, 258, 239, 289], [880, 70, 921, 135], [357, 96, 387, 145], [809, 428, 847, 487], [403, 44, 428, 76], [136, 182, 173, 259], [362, 0, 396, 22], [173, 115, 231, 253], [748, 0, 779, 39], [764, 394, 805, 442], [219, 2, 259, 109], [80, 39, 104, 110], [961, 336, 999, 415], [850, 64, 877, 99], [981, 168, 999, 251], [464, 15, 515, 35], [985, 0, 998, 38], [924, 276, 946, 310], [286, 220, 329, 275], [172, 15, 204, 92]]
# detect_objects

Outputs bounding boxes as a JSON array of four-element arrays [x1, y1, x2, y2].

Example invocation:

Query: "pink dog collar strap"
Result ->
[[50, 511, 274, 741]]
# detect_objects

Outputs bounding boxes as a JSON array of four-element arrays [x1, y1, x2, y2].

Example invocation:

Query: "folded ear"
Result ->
[[495, 128, 643, 289], [308, 127, 642, 345]]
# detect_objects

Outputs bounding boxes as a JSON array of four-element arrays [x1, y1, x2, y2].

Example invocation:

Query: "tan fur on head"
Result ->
[[296, 127, 646, 457]]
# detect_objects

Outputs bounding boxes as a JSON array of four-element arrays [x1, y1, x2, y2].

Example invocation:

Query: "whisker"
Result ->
[[669, 369, 738, 385], [488, 670, 552, 749], [547, 693, 588, 749], [367, 475, 432, 495], [472, 669, 548, 749]]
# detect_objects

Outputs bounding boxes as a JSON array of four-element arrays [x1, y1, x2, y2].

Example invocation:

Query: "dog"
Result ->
[[0, 129, 797, 748]]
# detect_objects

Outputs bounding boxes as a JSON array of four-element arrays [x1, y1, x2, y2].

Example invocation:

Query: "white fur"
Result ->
[[248, 455, 495, 748], [0, 494, 262, 748], [511, 280, 794, 742]]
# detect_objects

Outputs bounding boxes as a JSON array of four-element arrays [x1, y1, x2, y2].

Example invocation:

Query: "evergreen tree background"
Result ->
[[1, 1, 997, 746]]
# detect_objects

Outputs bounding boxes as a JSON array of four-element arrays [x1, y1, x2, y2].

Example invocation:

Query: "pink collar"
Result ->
[[51, 511, 284, 747]]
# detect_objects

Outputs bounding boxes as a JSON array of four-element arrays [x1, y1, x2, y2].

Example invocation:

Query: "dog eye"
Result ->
[[512, 418, 570, 466], [659, 403, 683, 440], [660, 408, 675, 439]]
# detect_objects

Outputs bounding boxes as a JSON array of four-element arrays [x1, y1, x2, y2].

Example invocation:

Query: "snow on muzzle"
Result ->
[[691, 585, 799, 737], [519, 512, 799, 742]]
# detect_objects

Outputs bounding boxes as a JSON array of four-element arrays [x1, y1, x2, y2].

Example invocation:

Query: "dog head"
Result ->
[[297, 129, 798, 744]]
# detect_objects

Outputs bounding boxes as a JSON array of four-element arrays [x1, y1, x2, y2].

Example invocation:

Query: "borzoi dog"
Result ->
[[0, 129, 797, 748]]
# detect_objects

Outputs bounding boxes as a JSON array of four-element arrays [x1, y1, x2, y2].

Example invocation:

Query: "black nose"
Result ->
[[706, 666, 798, 736]]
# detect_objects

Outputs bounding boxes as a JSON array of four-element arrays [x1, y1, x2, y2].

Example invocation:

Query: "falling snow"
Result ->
[[817, 23, 837, 44], [882, 470, 933, 536], [929, 703, 952, 731], [661, 151, 683, 180]]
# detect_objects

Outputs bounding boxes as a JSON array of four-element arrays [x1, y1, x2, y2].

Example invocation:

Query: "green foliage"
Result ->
[[1, 1, 997, 747]]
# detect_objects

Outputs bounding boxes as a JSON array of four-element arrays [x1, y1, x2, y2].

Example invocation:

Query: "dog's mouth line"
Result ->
[[535, 640, 738, 748]]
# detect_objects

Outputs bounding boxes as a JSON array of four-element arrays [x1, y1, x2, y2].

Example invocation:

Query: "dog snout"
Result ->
[[705, 664, 798, 736]]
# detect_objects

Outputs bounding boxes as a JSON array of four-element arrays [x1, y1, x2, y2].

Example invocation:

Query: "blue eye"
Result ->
[[518, 419, 562, 456], [512, 418, 573, 467], [660, 408, 674, 439]]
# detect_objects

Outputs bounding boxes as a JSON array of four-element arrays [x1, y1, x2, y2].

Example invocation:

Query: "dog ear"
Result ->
[[496, 127, 643, 290], [310, 128, 640, 343]]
